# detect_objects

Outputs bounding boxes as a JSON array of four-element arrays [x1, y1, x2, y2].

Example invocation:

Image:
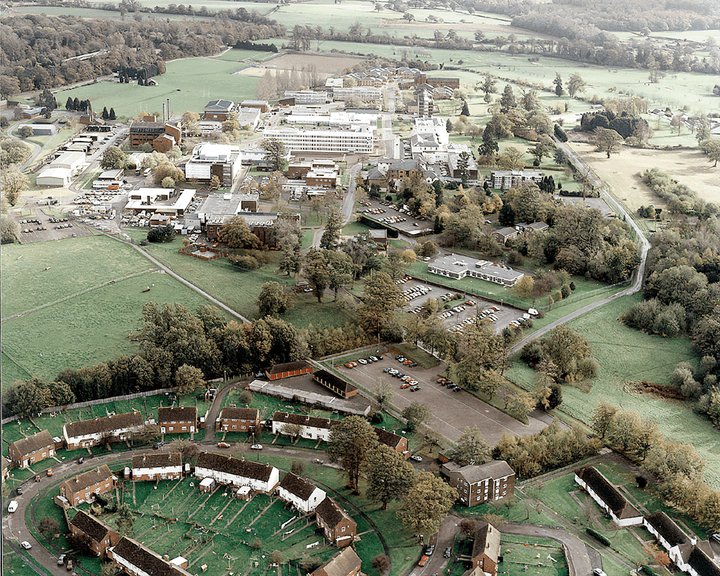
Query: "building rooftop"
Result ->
[[645, 512, 691, 547], [71, 510, 111, 542], [273, 412, 333, 430], [471, 520, 500, 563], [266, 360, 312, 376], [219, 407, 259, 421], [313, 370, 356, 395], [112, 538, 191, 576], [10, 430, 54, 456], [575, 466, 642, 520], [204, 99, 235, 113], [196, 452, 276, 482], [132, 452, 182, 469], [312, 547, 362, 576], [62, 465, 113, 493], [452, 461, 514, 483], [158, 406, 197, 423], [279, 472, 321, 501], [64, 412, 143, 439], [315, 497, 352, 528]]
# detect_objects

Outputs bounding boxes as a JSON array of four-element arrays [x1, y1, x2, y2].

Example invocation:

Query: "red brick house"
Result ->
[[59, 465, 114, 506], [216, 407, 260, 433], [8, 430, 55, 469], [132, 452, 183, 481], [265, 360, 313, 381], [471, 521, 501, 576], [443, 460, 515, 507], [69, 510, 119, 558], [374, 427, 409, 459], [312, 370, 358, 399], [311, 546, 362, 576], [158, 407, 197, 435], [315, 497, 357, 548]]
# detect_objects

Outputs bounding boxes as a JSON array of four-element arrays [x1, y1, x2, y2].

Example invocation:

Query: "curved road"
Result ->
[[509, 138, 651, 355]]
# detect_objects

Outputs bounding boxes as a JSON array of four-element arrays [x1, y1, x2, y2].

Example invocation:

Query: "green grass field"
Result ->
[[505, 293, 720, 488], [0, 235, 224, 387], [54, 55, 261, 120]]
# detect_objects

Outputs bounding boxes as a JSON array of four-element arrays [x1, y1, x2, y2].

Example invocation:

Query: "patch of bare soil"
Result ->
[[625, 381, 685, 399]]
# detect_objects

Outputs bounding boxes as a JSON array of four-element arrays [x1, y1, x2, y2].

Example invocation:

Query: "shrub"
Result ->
[[229, 254, 259, 270], [586, 528, 610, 546]]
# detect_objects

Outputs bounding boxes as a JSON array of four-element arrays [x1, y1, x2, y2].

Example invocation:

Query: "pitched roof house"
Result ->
[[109, 537, 192, 576], [132, 452, 183, 481], [315, 497, 357, 548], [574, 466, 643, 527], [374, 427, 409, 459], [471, 521, 501, 576], [195, 452, 279, 493], [64, 412, 144, 450], [158, 407, 197, 434], [59, 465, 114, 506], [272, 412, 334, 441], [311, 547, 362, 576], [216, 407, 260, 432], [69, 510, 119, 557], [276, 472, 326, 513], [8, 430, 56, 469], [443, 460, 515, 507]]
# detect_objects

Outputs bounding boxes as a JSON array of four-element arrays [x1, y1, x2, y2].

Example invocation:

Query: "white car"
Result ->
[[21, 541, 32, 550], [410, 455, 423, 462], [357, 358, 367, 365], [7, 501, 18, 513], [250, 444, 263, 450]]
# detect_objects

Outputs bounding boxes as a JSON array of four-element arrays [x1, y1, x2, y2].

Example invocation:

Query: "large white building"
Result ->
[[124, 188, 196, 216], [185, 143, 242, 186], [36, 151, 86, 187], [263, 126, 373, 154], [194, 452, 279, 494], [428, 254, 524, 287]]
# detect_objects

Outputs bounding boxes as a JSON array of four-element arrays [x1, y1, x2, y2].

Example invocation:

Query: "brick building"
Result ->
[[471, 521, 501, 576], [443, 460, 515, 507], [374, 427, 409, 459], [315, 497, 357, 548], [8, 430, 56, 469], [59, 465, 114, 506], [109, 537, 192, 576], [311, 547, 362, 576], [312, 370, 358, 399], [132, 452, 183, 481], [216, 407, 260, 433], [69, 510, 119, 557], [158, 407, 197, 435], [265, 360, 313, 380]]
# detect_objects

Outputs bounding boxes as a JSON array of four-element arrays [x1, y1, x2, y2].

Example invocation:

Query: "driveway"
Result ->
[[336, 356, 551, 445]]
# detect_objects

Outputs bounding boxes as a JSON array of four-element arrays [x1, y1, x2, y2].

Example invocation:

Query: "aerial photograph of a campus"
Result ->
[[2, 1, 720, 576]]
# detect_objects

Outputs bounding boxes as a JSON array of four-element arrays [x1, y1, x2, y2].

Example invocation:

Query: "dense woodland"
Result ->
[[0, 14, 284, 96]]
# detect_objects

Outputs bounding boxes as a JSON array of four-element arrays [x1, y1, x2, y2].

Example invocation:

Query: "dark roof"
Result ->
[[65, 412, 143, 439], [471, 520, 490, 559], [129, 121, 166, 135], [645, 512, 690, 547], [279, 472, 319, 501], [266, 360, 312, 375], [71, 510, 110, 542], [219, 407, 259, 421], [374, 427, 403, 449], [204, 99, 235, 112], [273, 412, 333, 430], [63, 465, 113, 493], [575, 466, 641, 520], [112, 538, 189, 576], [10, 430, 54, 456], [158, 406, 197, 423], [312, 547, 362, 576], [688, 545, 720, 576], [132, 452, 182, 469], [313, 370, 357, 395], [455, 461, 515, 484], [471, 520, 500, 563], [196, 452, 274, 482], [315, 497, 353, 528]]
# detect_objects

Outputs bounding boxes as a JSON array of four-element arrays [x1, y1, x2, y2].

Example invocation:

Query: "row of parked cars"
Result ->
[[344, 355, 383, 369], [438, 377, 461, 392], [402, 284, 431, 302]]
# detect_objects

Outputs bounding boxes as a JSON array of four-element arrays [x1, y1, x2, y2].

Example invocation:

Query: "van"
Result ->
[[143, 168, 151, 177], [7, 501, 18, 513]]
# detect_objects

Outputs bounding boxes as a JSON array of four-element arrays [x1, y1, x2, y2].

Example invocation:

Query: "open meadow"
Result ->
[[505, 294, 720, 489], [53, 54, 264, 120], [569, 141, 720, 211], [0, 235, 226, 387]]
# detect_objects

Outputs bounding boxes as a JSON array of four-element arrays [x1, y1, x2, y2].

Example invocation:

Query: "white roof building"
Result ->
[[185, 143, 242, 186], [36, 167, 72, 187], [53, 151, 86, 172], [263, 126, 374, 154], [125, 188, 196, 215], [428, 254, 524, 286]]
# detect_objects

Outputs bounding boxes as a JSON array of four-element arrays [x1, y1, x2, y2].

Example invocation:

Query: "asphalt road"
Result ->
[[509, 138, 650, 356]]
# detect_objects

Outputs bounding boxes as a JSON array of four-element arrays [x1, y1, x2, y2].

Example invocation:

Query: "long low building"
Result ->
[[194, 452, 279, 493], [263, 126, 373, 154], [272, 412, 334, 441], [63, 412, 145, 450], [109, 537, 192, 576], [132, 452, 183, 481], [125, 188, 196, 216], [428, 254, 524, 287]]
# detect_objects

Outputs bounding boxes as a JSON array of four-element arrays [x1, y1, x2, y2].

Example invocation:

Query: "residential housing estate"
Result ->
[[442, 460, 515, 507], [63, 412, 145, 450], [276, 472, 327, 513], [69, 511, 119, 558], [315, 497, 358, 548], [131, 452, 183, 481], [109, 537, 192, 576], [194, 452, 279, 494], [58, 465, 114, 506], [158, 406, 197, 434], [8, 430, 56, 469]]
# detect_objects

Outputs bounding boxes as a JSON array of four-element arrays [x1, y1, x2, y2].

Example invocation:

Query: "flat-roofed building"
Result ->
[[284, 91, 332, 105], [240, 100, 269, 113], [125, 188, 196, 216], [263, 126, 373, 154], [202, 99, 237, 121], [132, 452, 183, 481], [185, 143, 242, 187], [37, 167, 72, 187], [428, 254, 524, 287], [488, 170, 543, 190], [17, 123, 58, 136], [237, 107, 261, 130]]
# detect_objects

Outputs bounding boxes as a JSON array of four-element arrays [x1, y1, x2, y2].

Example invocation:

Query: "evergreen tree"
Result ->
[[66, 97, 74, 110], [500, 84, 516, 113], [445, 119, 452, 132], [73, 97, 80, 110], [553, 73, 563, 96], [109, 108, 116, 120], [102, 106, 109, 120], [460, 100, 470, 116]]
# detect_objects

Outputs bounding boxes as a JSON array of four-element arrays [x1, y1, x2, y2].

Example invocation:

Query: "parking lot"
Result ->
[[358, 198, 434, 236], [15, 205, 93, 244], [337, 354, 551, 445], [398, 277, 528, 333]]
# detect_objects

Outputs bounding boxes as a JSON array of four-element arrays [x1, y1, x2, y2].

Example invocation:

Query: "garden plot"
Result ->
[[498, 536, 567, 576]]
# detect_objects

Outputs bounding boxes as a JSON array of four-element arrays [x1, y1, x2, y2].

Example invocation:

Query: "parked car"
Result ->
[[400, 383, 411, 389], [425, 545, 435, 556], [15, 487, 23, 495], [47, 468, 53, 477], [21, 541, 32, 550], [66, 558, 74, 571], [444, 547, 452, 558], [250, 444, 263, 450], [57, 554, 66, 566], [217, 442, 231, 448], [358, 358, 367, 365], [410, 386, 420, 392], [410, 455, 422, 462], [7, 501, 18, 513], [153, 442, 164, 449], [418, 555, 429, 567], [345, 363, 354, 369]]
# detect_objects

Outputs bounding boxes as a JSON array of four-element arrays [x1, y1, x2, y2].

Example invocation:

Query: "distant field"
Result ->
[[0, 235, 223, 386], [505, 294, 720, 489], [569, 141, 720, 211], [54, 55, 261, 119]]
